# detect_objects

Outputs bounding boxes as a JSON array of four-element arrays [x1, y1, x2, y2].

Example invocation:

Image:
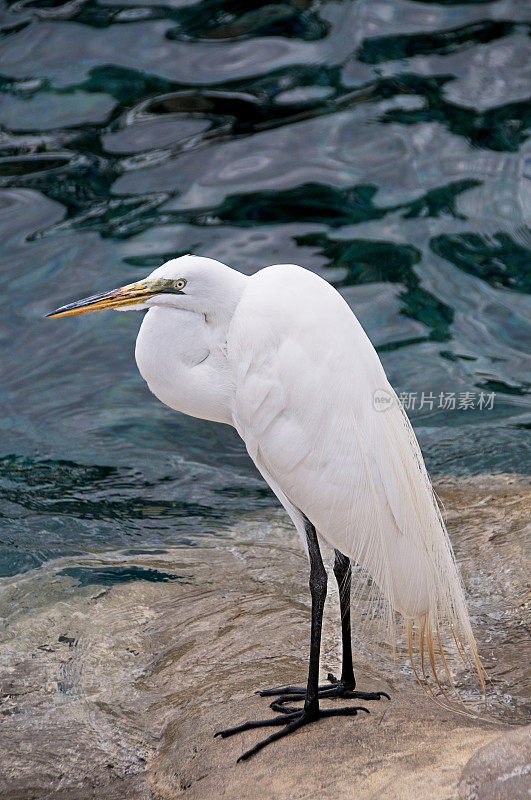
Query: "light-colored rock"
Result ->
[[458, 725, 531, 800], [0, 474, 528, 799]]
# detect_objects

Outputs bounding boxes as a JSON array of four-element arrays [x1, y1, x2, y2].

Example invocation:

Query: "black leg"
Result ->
[[303, 516, 328, 714], [215, 516, 370, 761], [333, 548, 355, 687], [260, 548, 390, 710]]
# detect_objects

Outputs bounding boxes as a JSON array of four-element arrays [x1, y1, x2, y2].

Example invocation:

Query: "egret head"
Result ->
[[46, 255, 246, 319]]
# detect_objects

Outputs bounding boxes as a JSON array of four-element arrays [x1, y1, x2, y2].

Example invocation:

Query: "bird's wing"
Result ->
[[229, 265, 421, 606], [229, 264, 483, 695]]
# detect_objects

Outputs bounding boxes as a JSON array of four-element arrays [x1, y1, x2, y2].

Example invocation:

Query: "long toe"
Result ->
[[319, 706, 370, 717], [269, 696, 305, 714], [237, 717, 305, 762], [261, 682, 391, 708], [258, 685, 306, 696], [344, 690, 390, 701], [217, 704, 373, 762], [214, 711, 300, 739]]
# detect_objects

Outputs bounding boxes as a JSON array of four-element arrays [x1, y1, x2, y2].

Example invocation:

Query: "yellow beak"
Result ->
[[46, 280, 156, 318]]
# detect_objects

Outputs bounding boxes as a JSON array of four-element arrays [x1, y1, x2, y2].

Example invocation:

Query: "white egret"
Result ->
[[48, 255, 484, 761]]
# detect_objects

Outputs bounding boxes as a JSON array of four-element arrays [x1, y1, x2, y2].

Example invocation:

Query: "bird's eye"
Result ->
[[174, 279, 186, 291]]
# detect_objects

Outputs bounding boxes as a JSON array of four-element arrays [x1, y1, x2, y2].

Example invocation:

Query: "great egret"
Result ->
[[48, 255, 484, 761]]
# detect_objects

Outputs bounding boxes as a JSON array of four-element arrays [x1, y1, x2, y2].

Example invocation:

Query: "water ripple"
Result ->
[[0, 0, 528, 586]]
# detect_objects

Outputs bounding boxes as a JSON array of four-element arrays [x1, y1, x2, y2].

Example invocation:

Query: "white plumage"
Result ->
[[230, 263, 433, 617], [50, 254, 484, 754], [135, 256, 482, 686]]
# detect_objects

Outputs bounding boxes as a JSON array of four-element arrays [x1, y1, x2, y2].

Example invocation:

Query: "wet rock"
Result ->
[[0, 475, 528, 799]]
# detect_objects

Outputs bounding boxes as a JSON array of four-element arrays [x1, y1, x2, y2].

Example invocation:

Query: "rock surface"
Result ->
[[0, 474, 529, 799], [458, 726, 531, 800]]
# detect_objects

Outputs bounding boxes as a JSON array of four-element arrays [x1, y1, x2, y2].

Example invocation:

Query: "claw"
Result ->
[[260, 679, 391, 705], [217, 705, 369, 762], [217, 679, 390, 761]]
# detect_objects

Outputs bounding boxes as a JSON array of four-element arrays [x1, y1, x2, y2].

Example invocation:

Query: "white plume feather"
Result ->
[[230, 263, 485, 703]]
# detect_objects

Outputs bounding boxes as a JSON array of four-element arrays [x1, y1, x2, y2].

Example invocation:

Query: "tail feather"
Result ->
[[350, 384, 486, 711], [407, 613, 487, 716]]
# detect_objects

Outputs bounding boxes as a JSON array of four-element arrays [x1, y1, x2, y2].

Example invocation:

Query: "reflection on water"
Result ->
[[0, 0, 529, 727]]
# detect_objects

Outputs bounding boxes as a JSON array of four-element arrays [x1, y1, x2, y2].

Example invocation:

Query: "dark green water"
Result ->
[[0, 0, 529, 578]]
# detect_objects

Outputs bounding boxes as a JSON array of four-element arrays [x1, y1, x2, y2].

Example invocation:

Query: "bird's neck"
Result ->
[[204, 268, 248, 328]]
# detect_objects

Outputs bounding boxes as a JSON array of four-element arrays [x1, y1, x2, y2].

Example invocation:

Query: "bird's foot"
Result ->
[[259, 673, 390, 713], [214, 703, 369, 762]]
